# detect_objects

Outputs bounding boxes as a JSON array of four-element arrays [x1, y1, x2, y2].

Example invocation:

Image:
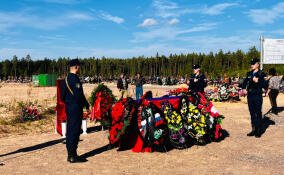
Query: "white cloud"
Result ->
[[67, 13, 94, 20], [152, 0, 193, 18], [100, 12, 124, 24], [153, 0, 178, 10], [0, 33, 259, 59], [39, 35, 66, 40], [0, 30, 264, 60], [133, 23, 216, 42], [248, 2, 284, 24], [0, 10, 94, 31], [168, 18, 179, 25], [138, 18, 157, 27], [151, 0, 238, 18], [202, 3, 238, 15]]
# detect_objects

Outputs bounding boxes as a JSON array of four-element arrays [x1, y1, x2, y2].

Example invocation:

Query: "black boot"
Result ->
[[272, 107, 278, 115], [255, 125, 262, 138], [67, 150, 87, 163], [247, 126, 256, 136], [67, 150, 76, 163]]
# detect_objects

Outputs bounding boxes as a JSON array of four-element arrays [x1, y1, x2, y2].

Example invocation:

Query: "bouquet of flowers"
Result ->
[[109, 98, 135, 144], [205, 89, 220, 102], [82, 111, 90, 120], [21, 107, 40, 121], [161, 100, 188, 149], [218, 84, 230, 101], [228, 85, 240, 100]]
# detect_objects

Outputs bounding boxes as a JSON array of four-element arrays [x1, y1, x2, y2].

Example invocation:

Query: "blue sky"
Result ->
[[0, 0, 284, 60]]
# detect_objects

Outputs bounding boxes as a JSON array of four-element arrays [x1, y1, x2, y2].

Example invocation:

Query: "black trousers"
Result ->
[[65, 104, 83, 154], [269, 89, 279, 114], [247, 95, 263, 128]]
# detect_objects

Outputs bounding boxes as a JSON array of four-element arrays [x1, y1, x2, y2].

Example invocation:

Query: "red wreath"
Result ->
[[109, 98, 134, 144], [90, 91, 113, 125]]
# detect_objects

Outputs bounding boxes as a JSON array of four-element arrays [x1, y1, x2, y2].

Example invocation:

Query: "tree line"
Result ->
[[0, 46, 283, 79]]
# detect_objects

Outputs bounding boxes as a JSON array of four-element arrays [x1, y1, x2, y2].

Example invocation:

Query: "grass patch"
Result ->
[[26, 121, 31, 126], [0, 119, 8, 125], [39, 120, 45, 125]]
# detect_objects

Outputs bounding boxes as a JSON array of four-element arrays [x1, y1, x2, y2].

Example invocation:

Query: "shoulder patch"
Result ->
[[76, 83, 81, 88]]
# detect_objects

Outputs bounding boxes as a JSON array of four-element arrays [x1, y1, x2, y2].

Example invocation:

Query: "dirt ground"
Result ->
[[0, 83, 284, 175]]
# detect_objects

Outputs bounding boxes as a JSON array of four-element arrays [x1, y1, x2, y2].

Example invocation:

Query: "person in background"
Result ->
[[61, 59, 89, 163], [266, 68, 280, 115], [188, 64, 207, 94], [228, 77, 232, 85], [117, 73, 128, 99], [134, 73, 145, 100], [242, 58, 266, 138]]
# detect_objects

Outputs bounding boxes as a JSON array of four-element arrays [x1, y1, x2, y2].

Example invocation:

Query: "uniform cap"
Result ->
[[250, 58, 260, 65], [68, 59, 81, 67], [192, 64, 200, 69]]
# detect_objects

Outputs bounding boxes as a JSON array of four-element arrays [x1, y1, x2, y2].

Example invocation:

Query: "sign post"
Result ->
[[260, 36, 264, 70]]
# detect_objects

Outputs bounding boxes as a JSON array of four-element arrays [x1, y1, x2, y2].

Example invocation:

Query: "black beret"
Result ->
[[192, 64, 200, 69], [250, 58, 260, 65], [68, 59, 81, 67]]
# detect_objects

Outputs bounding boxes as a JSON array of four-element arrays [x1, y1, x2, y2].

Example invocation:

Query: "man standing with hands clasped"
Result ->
[[188, 64, 207, 94], [242, 58, 267, 138], [61, 59, 90, 163]]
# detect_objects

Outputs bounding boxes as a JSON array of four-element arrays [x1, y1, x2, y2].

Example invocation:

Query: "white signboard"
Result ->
[[263, 38, 284, 64]]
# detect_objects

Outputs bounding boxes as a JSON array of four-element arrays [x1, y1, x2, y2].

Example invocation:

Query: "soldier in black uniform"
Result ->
[[61, 59, 90, 163], [242, 58, 266, 138], [188, 64, 207, 94]]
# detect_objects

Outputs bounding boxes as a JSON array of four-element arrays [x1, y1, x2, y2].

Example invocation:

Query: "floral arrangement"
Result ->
[[205, 88, 220, 102], [90, 84, 116, 107], [90, 84, 115, 126], [166, 88, 189, 96], [109, 98, 135, 144], [228, 85, 240, 100], [161, 100, 188, 148], [184, 102, 207, 141], [197, 92, 223, 140], [82, 111, 90, 120], [103, 89, 224, 151], [218, 84, 230, 101], [137, 99, 167, 149], [205, 84, 241, 102], [21, 107, 39, 121]]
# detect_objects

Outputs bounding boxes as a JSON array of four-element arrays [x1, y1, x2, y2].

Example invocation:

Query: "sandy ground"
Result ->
[[0, 83, 284, 175]]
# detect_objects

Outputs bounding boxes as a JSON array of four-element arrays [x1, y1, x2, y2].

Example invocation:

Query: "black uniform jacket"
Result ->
[[61, 73, 89, 110], [242, 70, 267, 96], [188, 74, 207, 93]]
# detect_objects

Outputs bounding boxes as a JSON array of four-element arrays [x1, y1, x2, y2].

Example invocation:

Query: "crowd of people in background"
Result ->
[[1, 73, 284, 94]]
